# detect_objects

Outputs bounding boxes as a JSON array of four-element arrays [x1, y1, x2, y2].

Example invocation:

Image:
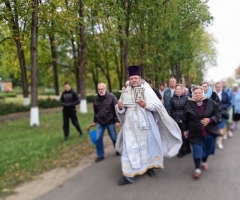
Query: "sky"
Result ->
[[205, 0, 240, 82]]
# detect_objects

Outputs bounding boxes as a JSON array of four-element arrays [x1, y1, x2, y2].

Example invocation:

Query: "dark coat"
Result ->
[[93, 92, 119, 125], [60, 89, 80, 110], [182, 99, 222, 144], [167, 94, 188, 123], [210, 91, 221, 105]]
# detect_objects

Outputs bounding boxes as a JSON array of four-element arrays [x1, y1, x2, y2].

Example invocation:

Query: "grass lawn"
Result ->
[[0, 105, 96, 197]]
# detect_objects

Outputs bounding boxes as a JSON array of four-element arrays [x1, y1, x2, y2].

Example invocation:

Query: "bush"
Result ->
[[0, 103, 30, 115], [0, 99, 61, 116], [0, 92, 17, 98], [38, 98, 62, 108], [86, 95, 96, 103]]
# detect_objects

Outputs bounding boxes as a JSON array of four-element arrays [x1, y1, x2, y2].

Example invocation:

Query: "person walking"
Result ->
[[163, 77, 177, 109], [231, 84, 240, 132], [182, 86, 222, 179], [215, 82, 231, 149], [60, 82, 84, 141], [167, 84, 191, 157], [116, 66, 182, 185], [93, 83, 120, 163], [200, 81, 220, 104]]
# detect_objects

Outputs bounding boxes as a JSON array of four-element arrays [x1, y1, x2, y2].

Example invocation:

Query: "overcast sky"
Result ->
[[205, 0, 240, 82]]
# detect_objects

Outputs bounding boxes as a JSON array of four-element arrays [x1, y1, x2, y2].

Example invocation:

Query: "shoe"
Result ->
[[228, 131, 233, 138], [116, 151, 121, 156], [193, 171, 201, 179], [217, 142, 224, 149], [223, 134, 227, 140], [79, 132, 83, 138], [63, 136, 68, 142], [118, 177, 133, 186], [177, 153, 183, 158], [95, 157, 104, 163], [146, 169, 155, 177], [201, 164, 209, 171]]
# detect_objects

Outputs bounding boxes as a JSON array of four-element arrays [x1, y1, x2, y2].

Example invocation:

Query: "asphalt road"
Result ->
[[36, 130, 240, 200]]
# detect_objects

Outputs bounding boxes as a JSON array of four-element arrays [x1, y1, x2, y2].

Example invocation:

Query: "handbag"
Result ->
[[221, 109, 229, 119]]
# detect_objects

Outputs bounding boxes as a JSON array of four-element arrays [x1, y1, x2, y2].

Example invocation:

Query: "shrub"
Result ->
[[38, 98, 62, 108]]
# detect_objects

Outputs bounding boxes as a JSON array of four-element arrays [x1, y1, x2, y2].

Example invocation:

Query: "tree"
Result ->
[[30, 0, 39, 126]]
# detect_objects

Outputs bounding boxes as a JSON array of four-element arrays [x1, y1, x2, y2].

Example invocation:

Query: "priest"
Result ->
[[115, 65, 182, 185]]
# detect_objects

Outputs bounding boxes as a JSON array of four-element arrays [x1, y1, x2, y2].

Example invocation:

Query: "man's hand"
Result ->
[[118, 102, 124, 110], [137, 100, 146, 108], [183, 131, 189, 138], [115, 122, 121, 128], [201, 118, 210, 126]]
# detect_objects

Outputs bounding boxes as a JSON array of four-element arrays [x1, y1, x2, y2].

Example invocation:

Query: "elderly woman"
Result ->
[[215, 82, 231, 149], [182, 86, 222, 179], [167, 84, 191, 157], [200, 81, 220, 104]]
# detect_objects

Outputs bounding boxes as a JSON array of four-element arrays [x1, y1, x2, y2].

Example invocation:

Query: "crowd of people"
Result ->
[[60, 66, 240, 185]]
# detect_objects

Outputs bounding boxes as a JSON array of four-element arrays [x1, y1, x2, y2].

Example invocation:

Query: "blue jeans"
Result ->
[[96, 123, 117, 157]]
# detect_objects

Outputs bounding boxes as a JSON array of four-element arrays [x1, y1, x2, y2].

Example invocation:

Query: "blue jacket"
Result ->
[[220, 91, 231, 110], [163, 88, 173, 109], [233, 90, 240, 114]]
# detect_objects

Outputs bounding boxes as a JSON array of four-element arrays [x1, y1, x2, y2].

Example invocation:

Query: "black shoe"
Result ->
[[118, 177, 133, 186], [146, 169, 155, 177], [63, 136, 68, 142], [116, 151, 121, 156], [95, 157, 104, 163], [177, 153, 183, 158], [79, 132, 83, 138]]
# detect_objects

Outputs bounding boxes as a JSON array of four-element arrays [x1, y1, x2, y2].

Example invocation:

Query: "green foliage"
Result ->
[[0, 107, 95, 197], [0, 0, 216, 91]]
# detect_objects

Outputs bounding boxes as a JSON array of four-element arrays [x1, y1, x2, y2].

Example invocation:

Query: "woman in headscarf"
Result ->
[[214, 82, 231, 149], [182, 86, 222, 179], [200, 81, 220, 104], [167, 84, 191, 157]]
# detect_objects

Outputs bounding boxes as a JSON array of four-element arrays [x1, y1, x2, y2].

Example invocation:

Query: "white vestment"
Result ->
[[115, 81, 182, 177]]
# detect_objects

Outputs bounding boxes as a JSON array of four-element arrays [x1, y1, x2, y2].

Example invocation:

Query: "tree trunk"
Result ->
[[5, 1, 29, 105], [49, 35, 59, 96], [70, 33, 80, 94], [78, 0, 87, 113], [30, 0, 39, 126]]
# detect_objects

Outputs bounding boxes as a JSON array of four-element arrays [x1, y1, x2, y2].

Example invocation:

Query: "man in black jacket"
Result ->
[[60, 82, 83, 141], [93, 83, 120, 162]]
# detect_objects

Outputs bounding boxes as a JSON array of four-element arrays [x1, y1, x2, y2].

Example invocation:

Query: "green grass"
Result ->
[[0, 105, 95, 197]]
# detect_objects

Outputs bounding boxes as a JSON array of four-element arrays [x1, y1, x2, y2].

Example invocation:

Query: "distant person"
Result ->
[[200, 81, 220, 104], [215, 82, 231, 149], [167, 84, 191, 157], [231, 84, 240, 132], [183, 87, 190, 97], [163, 77, 176, 108], [159, 83, 166, 99], [182, 86, 222, 179], [93, 83, 120, 162], [60, 82, 84, 141]]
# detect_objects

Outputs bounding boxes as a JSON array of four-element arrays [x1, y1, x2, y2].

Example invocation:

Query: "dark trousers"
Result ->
[[178, 123, 191, 155], [62, 109, 83, 138]]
